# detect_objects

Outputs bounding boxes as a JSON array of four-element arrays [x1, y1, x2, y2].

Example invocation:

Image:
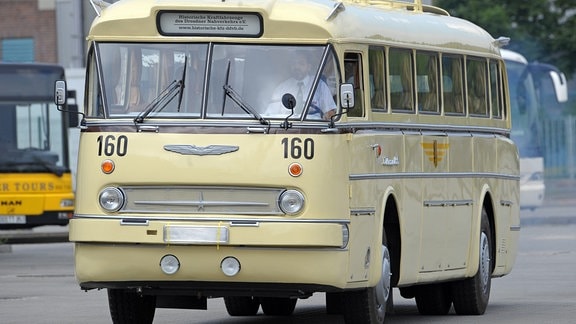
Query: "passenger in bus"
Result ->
[[266, 51, 336, 120]]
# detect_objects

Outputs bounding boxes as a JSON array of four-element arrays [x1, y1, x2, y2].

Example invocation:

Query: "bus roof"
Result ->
[[90, 0, 501, 56]]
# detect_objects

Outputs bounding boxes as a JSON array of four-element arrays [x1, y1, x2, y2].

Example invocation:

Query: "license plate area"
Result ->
[[0, 215, 26, 224], [163, 225, 229, 244]]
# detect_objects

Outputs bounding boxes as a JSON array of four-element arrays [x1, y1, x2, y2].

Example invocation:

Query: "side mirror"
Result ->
[[54, 80, 67, 106], [280, 93, 296, 130], [340, 83, 355, 110], [68, 104, 79, 128]]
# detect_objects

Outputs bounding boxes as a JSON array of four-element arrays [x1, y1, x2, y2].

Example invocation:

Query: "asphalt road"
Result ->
[[1, 205, 575, 323]]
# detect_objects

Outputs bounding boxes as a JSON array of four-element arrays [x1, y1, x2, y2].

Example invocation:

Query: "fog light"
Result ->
[[221, 257, 241, 277], [160, 254, 180, 275]]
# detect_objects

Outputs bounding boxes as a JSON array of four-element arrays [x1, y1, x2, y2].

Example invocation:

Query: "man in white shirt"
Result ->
[[267, 52, 336, 120]]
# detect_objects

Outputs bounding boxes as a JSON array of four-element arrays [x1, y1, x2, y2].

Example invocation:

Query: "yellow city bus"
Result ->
[[0, 63, 75, 229], [64, 0, 520, 322]]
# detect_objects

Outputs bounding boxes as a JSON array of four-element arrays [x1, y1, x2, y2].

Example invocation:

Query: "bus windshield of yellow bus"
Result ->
[[93, 43, 340, 122], [0, 65, 68, 176]]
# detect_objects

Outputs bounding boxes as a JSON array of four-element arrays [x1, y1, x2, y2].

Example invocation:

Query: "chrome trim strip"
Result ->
[[234, 246, 348, 252], [424, 200, 473, 207], [350, 208, 376, 216], [121, 210, 283, 216], [350, 172, 519, 181], [74, 214, 350, 225], [246, 127, 268, 133], [82, 120, 510, 136], [133, 200, 269, 207], [510, 225, 521, 231], [136, 125, 159, 132], [230, 221, 260, 227], [120, 218, 149, 226]]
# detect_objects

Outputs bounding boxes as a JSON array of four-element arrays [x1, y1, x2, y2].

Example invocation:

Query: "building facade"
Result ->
[[0, 0, 58, 63]]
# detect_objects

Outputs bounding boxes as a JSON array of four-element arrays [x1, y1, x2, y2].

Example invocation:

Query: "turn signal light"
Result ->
[[288, 162, 303, 177], [101, 159, 115, 174]]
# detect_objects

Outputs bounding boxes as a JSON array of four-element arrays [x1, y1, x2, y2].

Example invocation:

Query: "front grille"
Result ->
[[120, 186, 284, 215]]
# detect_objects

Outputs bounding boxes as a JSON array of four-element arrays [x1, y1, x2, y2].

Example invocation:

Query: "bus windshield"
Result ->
[[0, 65, 68, 175], [506, 59, 541, 158], [94, 43, 339, 121]]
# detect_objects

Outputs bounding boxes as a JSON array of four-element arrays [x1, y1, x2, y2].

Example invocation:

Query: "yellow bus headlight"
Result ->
[[278, 189, 305, 215], [60, 198, 74, 208], [98, 187, 125, 212]]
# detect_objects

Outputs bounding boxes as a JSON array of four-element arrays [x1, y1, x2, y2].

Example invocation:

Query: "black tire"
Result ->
[[451, 207, 493, 315], [108, 288, 156, 324], [341, 231, 391, 324], [224, 296, 260, 316], [415, 283, 452, 315], [325, 292, 344, 314], [260, 297, 297, 316]]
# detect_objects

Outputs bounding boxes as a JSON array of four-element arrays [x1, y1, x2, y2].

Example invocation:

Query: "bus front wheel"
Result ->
[[223, 296, 260, 316], [107, 288, 156, 324], [451, 207, 493, 315], [260, 297, 297, 316], [342, 243, 391, 324]]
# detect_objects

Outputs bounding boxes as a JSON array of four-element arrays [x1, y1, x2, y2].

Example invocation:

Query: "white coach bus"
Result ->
[[502, 48, 568, 210]]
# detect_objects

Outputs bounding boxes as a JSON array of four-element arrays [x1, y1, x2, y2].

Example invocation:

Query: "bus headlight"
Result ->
[[342, 224, 350, 248], [278, 190, 305, 215], [98, 187, 125, 212]]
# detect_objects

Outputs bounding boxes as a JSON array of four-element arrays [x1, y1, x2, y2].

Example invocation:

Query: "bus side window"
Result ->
[[489, 60, 503, 119], [416, 51, 440, 113], [344, 52, 364, 117], [442, 55, 465, 115], [369, 47, 386, 111], [467, 58, 488, 116], [389, 48, 414, 111]]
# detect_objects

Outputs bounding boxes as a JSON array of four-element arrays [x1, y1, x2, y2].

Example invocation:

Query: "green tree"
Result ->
[[435, 0, 576, 77]]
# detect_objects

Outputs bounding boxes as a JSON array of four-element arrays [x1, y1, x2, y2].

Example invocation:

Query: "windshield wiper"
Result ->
[[133, 80, 181, 123], [134, 57, 188, 124], [176, 56, 187, 112], [221, 60, 269, 126]]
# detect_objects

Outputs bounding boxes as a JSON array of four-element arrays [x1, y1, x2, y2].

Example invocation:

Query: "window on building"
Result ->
[[1, 38, 34, 62]]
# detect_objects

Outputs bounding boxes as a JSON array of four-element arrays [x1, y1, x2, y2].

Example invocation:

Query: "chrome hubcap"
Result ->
[[375, 245, 391, 319], [479, 232, 490, 293]]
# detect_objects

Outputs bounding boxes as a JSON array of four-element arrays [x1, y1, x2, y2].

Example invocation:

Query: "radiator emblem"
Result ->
[[164, 145, 239, 156]]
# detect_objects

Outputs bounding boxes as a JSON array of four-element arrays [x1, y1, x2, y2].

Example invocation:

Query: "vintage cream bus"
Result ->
[[64, 0, 520, 322]]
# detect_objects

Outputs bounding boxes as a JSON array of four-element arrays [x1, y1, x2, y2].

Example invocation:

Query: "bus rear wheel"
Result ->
[[107, 288, 156, 324], [451, 207, 493, 315]]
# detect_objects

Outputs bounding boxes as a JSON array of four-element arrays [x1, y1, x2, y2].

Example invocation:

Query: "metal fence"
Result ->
[[542, 115, 576, 179]]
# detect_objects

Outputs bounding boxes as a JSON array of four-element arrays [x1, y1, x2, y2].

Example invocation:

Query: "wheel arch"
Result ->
[[481, 191, 497, 274], [383, 193, 401, 287]]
